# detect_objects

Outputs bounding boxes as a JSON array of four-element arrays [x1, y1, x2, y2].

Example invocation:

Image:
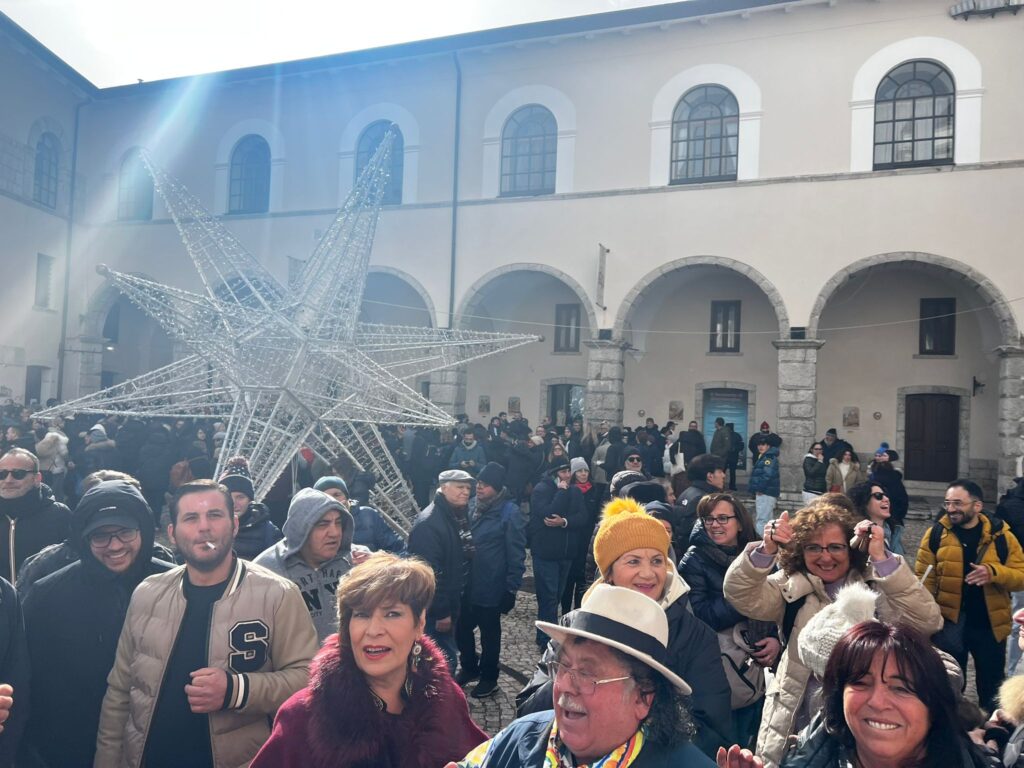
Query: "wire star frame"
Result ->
[[38, 132, 538, 532]]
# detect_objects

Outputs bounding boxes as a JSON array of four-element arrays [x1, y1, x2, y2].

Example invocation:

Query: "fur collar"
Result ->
[[307, 633, 456, 768]]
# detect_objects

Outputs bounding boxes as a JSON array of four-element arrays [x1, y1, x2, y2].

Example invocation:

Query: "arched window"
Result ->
[[117, 151, 153, 221], [670, 85, 739, 184], [500, 105, 557, 197], [228, 134, 271, 214], [874, 60, 955, 169], [355, 120, 404, 205], [33, 132, 60, 209]]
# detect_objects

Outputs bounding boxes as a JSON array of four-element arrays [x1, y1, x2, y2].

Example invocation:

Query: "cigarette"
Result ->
[[919, 564, 933, 583], [203, 542, 216, 550]]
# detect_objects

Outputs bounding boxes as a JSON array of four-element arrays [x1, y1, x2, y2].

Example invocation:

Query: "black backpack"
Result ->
[[927, 514, 1009, 565]]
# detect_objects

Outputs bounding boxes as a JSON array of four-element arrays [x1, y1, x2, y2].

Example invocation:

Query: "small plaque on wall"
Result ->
[[668, 401, 685, 421], [478, 395, 490, 415], [508, 396, 521, 416], [842, 406, 860, 429]]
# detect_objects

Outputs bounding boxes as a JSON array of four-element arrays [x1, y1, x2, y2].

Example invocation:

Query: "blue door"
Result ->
[[702, 389, 749, 470]]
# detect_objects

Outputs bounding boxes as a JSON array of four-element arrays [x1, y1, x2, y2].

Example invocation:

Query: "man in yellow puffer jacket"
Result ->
[[915, 478, 1024, 712]]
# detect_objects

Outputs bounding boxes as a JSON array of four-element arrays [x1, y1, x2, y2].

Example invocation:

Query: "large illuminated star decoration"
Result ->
[[38, 133, 538, 532]]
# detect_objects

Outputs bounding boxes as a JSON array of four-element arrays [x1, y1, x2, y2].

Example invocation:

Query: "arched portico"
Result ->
[[446, 265, 595, 422], [810, 252, 1022, 499]]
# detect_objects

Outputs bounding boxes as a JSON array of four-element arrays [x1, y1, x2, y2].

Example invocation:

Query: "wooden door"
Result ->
[[904, 394, 959, 482]]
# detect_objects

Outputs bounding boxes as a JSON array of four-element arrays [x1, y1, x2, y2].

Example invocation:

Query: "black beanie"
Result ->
[[218, 456, 255, 500], [477, 462, 506, 490]]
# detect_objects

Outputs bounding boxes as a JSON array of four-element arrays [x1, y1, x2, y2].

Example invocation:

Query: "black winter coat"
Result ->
[[21, 480, 174, 768], [678, 431, 708, 465], [0, 577, 28, 768], [136, 429, 176, 496], [407, 494, 469, 622], [679, 525, 748, 632], [802, 455, 828, 494], [505, 441, 541, 498], [998, 478, 1024, 547], [234, 502, 283, 561], [673, 480, 720, 551], [528, 477, 587, 560], [467, 490, 527, 608], [0, 484, 70, 582]]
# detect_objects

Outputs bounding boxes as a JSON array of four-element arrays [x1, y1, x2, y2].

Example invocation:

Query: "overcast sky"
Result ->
[[0, 0, 677, 88]]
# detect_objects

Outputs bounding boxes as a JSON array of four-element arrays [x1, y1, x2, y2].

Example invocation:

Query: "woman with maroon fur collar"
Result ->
[[251, 553, 488, 768]]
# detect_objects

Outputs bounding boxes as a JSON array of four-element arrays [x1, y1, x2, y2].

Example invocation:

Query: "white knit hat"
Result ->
[[797, 581, 878, 679]]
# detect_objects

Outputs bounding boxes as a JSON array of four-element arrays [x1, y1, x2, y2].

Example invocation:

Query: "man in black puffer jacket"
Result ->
[[407, 469, 476, 672], [673, 454, 727, 549], [999, 477, 1024, 675], [21, 480, 175, 768]]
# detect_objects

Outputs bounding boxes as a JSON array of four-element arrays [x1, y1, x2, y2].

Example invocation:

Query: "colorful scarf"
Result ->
[[544, 722, 645, 768]]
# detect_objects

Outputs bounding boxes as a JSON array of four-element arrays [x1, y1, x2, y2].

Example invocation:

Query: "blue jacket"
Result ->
[[467, 489, 527, 607], [467, 710, 715, 768], [528, 477, 587, 560], [351, 504, 405, 553], [448, 440, 488, 476], [748, 446, 780, 498]]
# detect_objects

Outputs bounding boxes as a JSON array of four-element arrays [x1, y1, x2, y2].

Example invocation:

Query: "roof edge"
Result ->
[[0, 9, 97, 95]]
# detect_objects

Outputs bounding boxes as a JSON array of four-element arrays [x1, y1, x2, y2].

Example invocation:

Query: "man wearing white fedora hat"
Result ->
[[452, 584, 715, 767]]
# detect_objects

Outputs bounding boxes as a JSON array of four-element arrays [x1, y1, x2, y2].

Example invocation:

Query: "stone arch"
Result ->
[[455, 263, 597, 334], [365, 266, 437, 328], [849, 37, 983, 170], [896, 385, 971, 481], [481, 85, 577, 197], [807, 252, 1019, 346], [28, 116, 67, 152], [649, 64, 763, 185], [613, 256, 790, 338], [338, 103, 421, 204]]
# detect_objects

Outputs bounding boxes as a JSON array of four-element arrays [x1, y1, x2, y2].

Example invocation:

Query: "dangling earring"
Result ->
[[410, 640, 422, 673]]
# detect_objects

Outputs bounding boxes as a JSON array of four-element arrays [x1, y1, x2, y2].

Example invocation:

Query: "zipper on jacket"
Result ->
[[7, 517, 15, 582]]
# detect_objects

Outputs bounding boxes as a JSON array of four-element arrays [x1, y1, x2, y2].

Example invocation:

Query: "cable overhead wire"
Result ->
[[359, 294, 1024, 337]]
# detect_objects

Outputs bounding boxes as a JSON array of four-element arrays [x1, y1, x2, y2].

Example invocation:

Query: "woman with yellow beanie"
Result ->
[[516, 497, 732, 758]]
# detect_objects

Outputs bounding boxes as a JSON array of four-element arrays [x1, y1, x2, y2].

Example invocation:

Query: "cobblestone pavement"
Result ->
[[461, 511, 985, 735]]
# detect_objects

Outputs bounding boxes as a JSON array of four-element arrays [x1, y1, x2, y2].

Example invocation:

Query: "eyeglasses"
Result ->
[[870, 492, 888, 501], [88, 528, 141, 548], [803, 543, 849, 555], [943, 499, 976, 509], [702, 514, 737, 527], [545, 660, 631, 696], [625, 457, 642, 464], [0, 469, 34, 480]]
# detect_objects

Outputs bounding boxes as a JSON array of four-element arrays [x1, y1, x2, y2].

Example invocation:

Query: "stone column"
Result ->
[[997, 345, 1024, 496], [72, 335, 105, 396], [584, 339, 627, 429], [429, 366, 467, 418], [773, 339, 825, 507]]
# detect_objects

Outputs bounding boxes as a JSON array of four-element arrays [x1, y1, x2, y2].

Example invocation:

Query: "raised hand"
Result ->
[[762, 510, 793, 555]]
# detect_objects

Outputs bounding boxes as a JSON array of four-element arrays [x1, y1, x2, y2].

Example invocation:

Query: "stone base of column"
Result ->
[[429, 366, 467, 418], [773, 339, 825, 501], [584, 339, 626, 429], [997, 346, 1024, 496]]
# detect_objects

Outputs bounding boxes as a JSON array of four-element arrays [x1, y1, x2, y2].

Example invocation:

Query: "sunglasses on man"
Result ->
[[0, 469, 34, 480]]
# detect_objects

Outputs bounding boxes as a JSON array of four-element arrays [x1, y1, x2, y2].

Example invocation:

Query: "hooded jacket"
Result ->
[[233, 501, 282, 561], [749, 447, 781, 498], [254, 488, 354, 642], [21, 481, 174, 768], [0, 482, 70, 582], [467, 487, 527, 607]]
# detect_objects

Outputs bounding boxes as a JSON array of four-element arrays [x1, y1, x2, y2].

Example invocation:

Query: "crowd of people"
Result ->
[[4, 397, 1024, 767]]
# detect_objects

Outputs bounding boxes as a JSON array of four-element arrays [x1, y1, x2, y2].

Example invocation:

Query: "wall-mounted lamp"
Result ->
[[972, 376, 986, 396]]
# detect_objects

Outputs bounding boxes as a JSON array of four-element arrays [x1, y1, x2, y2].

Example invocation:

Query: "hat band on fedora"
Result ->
[[571, 612, 668, 667]]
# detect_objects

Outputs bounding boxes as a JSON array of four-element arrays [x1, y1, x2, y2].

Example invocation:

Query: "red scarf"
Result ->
[[575, 481, 592, 494]]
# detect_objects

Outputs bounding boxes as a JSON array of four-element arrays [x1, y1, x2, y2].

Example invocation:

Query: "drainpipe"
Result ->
[[56, 98, 86, 401], [447, 51, 463, 329]]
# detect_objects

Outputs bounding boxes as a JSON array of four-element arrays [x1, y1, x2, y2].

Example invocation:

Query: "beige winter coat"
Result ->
[[723, 545, 942, 768], [95, 558, 318, 768]]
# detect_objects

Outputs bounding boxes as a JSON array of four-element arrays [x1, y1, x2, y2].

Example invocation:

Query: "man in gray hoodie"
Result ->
[[254, 488, 354, 641]]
